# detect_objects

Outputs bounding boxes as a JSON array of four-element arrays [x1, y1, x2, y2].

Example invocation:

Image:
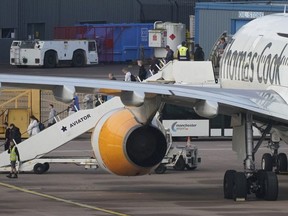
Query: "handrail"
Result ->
[[0, 90, 31, 108], [0, 109, 7, 118], [24, 97, 100, 137]]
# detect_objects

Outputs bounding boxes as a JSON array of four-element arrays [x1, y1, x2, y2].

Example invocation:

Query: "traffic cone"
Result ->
[[186, 136, 191, 147]]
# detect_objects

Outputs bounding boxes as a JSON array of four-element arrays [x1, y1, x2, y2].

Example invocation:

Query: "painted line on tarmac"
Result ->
[[54, 150, 92, 153], [199, 147, 288, 151], [0, 181, 128, 216]]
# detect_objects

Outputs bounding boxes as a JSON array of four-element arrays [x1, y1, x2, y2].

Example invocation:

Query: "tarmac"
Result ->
[[0, 63, 140, 80], [0, 139, 288, 216], [0, 64, 288, 215]]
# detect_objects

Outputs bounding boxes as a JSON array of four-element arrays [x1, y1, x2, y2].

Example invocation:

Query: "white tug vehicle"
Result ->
[[10, 40, 98, 67]]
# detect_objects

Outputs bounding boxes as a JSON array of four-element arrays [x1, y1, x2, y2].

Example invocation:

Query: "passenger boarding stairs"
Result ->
[[0, 97, 124, 171]]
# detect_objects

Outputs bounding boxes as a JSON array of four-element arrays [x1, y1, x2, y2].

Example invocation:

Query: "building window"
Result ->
[[1, 28, 15, 39]]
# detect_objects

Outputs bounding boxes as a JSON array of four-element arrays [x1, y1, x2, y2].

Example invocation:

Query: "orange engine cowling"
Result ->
[[91, 108, 167, 176]]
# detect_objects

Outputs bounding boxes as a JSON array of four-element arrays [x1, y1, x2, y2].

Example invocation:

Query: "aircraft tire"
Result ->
[[155, 164, 167, 174], [261, 153, 273, 171], [277, 153, 287, 172], [233, 172, 247, 201], [255, 170, 266, 199], [223, 170, 236, 199], [33, 163, 46, 174], [263, 171, 278, 201]]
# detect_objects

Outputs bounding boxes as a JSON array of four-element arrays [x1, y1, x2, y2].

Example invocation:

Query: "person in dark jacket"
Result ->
[[150, 56, 160, 74], [194, 44, 205, 61], [165, 45, 174, 63], [9, 123, 21, 144], [137, 60, 147, 81], [108, 73, 117, 80]]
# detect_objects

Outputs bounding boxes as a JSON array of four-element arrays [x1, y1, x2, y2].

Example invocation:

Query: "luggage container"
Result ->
[[54, 23, 154, 62]]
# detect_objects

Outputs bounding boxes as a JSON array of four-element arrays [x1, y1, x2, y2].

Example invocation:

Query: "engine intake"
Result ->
[[126, 125, 167, 168], [92, 108, 167, 176]]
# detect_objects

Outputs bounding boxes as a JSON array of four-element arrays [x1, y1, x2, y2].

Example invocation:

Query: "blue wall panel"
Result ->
[[79, 23, 154, 62]]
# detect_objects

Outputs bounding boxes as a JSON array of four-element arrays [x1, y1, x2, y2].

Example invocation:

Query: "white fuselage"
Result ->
[[220, 13, 288, 90]]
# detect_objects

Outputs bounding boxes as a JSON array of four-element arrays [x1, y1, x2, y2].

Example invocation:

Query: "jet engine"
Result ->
[[91, 108, 167, 176]]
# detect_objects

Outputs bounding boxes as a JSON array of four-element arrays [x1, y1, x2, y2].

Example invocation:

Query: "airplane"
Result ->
[[0, 13, 288, 202]]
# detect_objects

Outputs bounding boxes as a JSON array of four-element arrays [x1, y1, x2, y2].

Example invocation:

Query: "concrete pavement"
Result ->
[[0, 139, 288, 215]]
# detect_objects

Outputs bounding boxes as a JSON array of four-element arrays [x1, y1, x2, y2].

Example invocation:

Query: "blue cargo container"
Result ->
[[77, 23, 154, 62]]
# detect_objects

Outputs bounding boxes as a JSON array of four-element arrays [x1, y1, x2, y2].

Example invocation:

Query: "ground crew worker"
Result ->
[[7, 141, 20, 178], [177, 41, 190, 61]]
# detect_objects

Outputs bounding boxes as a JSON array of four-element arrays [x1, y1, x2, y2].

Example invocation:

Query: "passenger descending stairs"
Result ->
[[0, 97, 124, 169]]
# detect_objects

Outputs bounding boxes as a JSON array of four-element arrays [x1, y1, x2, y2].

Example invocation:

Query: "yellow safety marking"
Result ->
[[0, 181, 129, 216]]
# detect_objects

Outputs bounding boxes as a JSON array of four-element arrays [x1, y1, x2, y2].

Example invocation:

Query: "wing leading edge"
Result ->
[[0, 74, 287, 125]]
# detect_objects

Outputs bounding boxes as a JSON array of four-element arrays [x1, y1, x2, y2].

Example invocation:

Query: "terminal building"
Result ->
[[194, 1, 288, 59], [2, 0, 286, 63], [1, 0, 288, 137], [0, 0, 198, 63]]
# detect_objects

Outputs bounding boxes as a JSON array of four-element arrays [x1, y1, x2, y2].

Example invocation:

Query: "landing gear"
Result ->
[[223, 170, 236, 199], [261, 153, 273, 171], [260, 141, 288, 173], [277, 153, 287, 172], [233, 172, 247, 201], [254, 171, 278, 200], [224, 113, 279, 201], [224, 170, 247, 201], [224, 170, 278, 201]]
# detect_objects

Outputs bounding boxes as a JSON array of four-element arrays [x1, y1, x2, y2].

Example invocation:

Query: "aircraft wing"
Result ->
[[0, 74, 288, 125]]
